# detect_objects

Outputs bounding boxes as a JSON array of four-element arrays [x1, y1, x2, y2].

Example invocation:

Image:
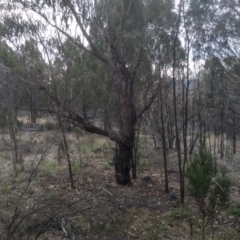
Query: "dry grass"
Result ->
[[0, 129, 239, 239]]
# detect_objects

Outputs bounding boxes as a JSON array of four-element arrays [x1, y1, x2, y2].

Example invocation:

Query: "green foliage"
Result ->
[[40, 162, 57, 178], [16, 119, 23, 128], [101, 143, 108, 151], [170, 208, 181, 220], [81, 136, 100, 154], [144, 219, 168, 240], [73, 127, 84, 135], [44, 121, 57, 131], [92, 146, 101, 153], [186, 147, 231, 209], [170, 207, 190, 220], [208, 172, 231, 211], [1, 184, 11, 194], [214, 229, 239, 240], [138, 159, 149, 169], [38, 124, 44, 132], [228, 203, 240, 217], [186, 147, 217, 200], [100, 222, 111, 232], [57, 165, 67, 172], [186, 146, 231, 239], [72, 163, 82, 173], [0, 42, 21, 72], [103, 162, 110, 170], [47, 191, 58, 200]]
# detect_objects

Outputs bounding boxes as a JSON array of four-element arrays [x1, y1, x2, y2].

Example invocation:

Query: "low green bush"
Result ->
[[186, 145, 231, 239], [228, 204, 240, 217], [72, 163, 82, 173], [44, 122, 57, 131], [1, 184, 11, 194]]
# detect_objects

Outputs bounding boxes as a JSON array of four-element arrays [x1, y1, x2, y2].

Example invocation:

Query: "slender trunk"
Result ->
[[233, 109, 236, 154], [6, 75, 23, 174], [203, 121, 206, 146], [61, 126, 75, 189], [220, 110, 224, 158], [148, 111, 158, 149], [182, 36, 190, 199], [208, 127, 212, 154], [159, 85, 169, 193], [167, 123, 171, 149], [30, 87, 36, 123], [191, 98, 195, 150], [49, 55, 75, 188], [158, 53, 169, 193], [214, 128, 217, 158], [132, 122, 140, 179], [166, 104, 174, 150], [189, 97, 196, 155], [199, 112, 202, 143], [172, 0, 183, 203]]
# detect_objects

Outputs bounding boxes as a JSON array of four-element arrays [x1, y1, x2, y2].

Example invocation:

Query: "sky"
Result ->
[[0, 0, 204, 74]]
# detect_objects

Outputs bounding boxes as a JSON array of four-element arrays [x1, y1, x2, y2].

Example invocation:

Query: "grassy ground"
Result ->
[[0, 129, 239, 239]]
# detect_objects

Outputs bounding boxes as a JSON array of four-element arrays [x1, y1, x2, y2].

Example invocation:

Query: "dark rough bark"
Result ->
[[114, 99, 136, 185], [115, 142, 132, 185]]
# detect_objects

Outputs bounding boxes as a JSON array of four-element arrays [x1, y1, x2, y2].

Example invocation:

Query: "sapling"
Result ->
[[186, 146, 231, 239]]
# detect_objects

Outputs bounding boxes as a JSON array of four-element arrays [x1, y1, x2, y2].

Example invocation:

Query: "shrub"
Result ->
[[170, 208, 181, 220], [72, 163, 82, 173], [38, 124, 44, 132], [1, 184, 11, 194], [48, 191, 58, 199], [16, 119, 23, 128], [40, 162, 57, 178], [103, 162, 110, 169], [44, 122, 56, 131], [228, 203, 240, 217], [138, 159, 149, 169], [186, 146, 231, 239]]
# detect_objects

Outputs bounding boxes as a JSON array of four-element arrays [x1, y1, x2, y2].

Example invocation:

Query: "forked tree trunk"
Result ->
[[114, 98, 136, 185]]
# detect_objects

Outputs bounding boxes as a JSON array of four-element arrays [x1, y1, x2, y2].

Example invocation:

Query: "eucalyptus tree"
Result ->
[[51, 38, 115, 129], [0, 41, 24, 174], [18, 38, 47, 123], [144, 0, 179, 193], [9, 0, 178, 185]]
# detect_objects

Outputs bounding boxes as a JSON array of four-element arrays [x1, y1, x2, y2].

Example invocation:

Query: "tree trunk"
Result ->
[[220, 110, 224, 158], [233, 108, 236, 154], [159, 90, 169, 193], [132, 122, 140, 179], [114, 98, 136, 185], [115, 141, 133, 185], [30, 91, 36, 123]]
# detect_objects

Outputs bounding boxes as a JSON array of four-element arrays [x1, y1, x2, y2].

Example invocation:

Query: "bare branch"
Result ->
[[137, 82, 161, 119]]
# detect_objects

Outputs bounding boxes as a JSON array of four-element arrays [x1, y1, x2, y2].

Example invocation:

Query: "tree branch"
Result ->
[[65, 1, 112, 67], [35, 108, 124, 143], [137, 81, 161, 119]]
